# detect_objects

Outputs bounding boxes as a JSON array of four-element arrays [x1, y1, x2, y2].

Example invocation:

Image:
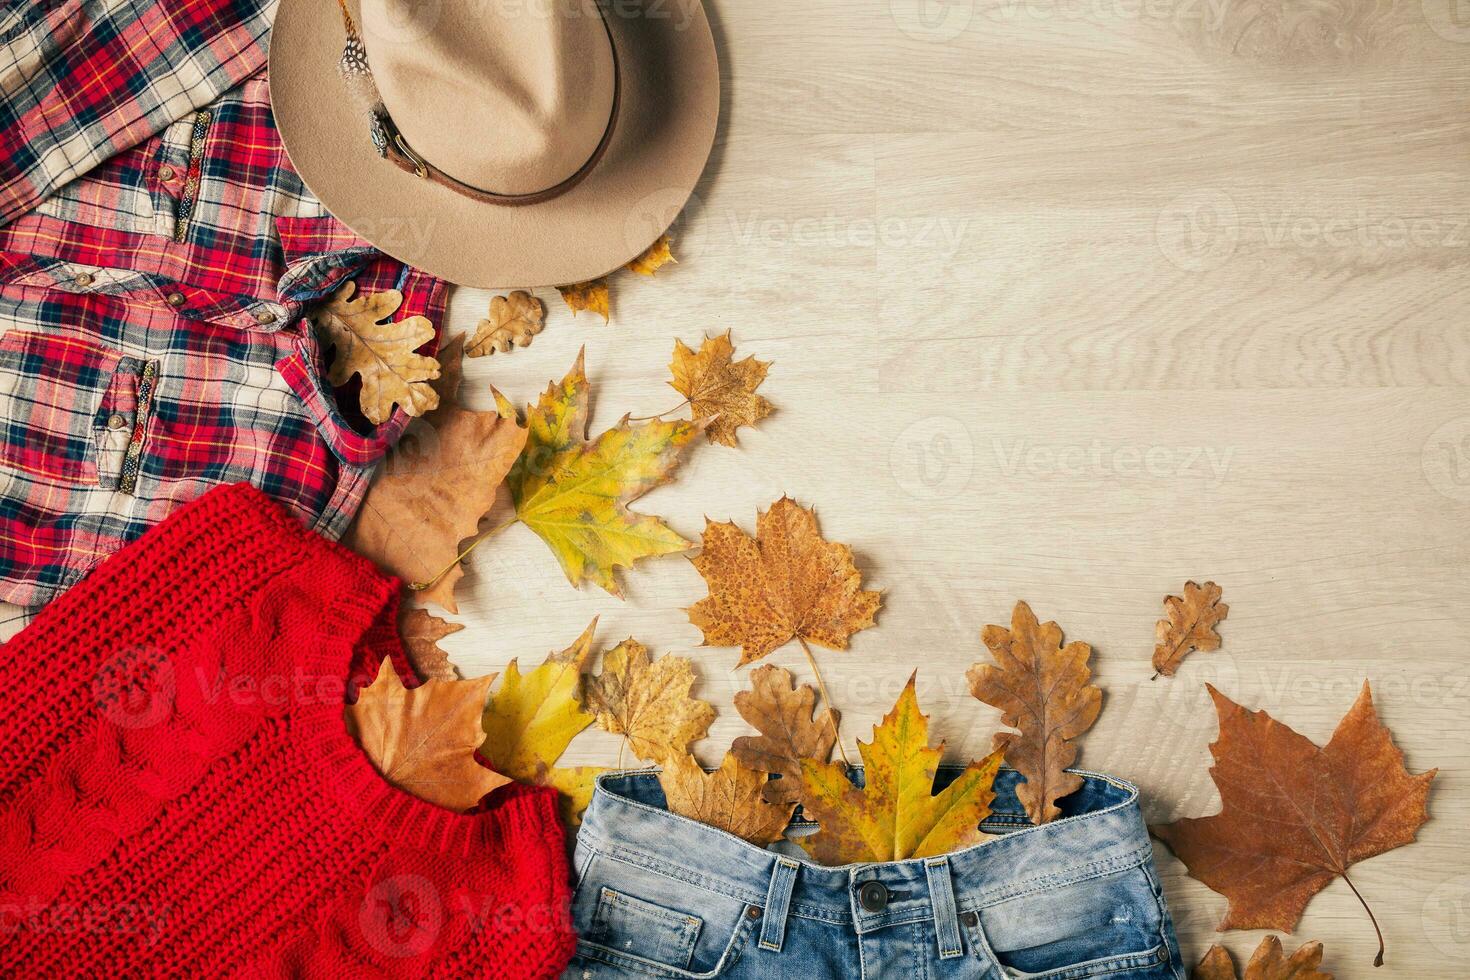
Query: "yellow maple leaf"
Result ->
[[658, 752, 794, 846], [626, 235, 677, 276], [507, 351, 699, 596], [669, 332, 774, 447], [584, 640, 715, 765], [556, 279, 610, 322], [797, 675, 1004, 864], [346, 658, 509, 812], [310, 280, 440, 425], [479, 621, 606, 825]]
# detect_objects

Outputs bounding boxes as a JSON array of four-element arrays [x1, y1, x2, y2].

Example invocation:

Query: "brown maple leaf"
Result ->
[[398, 605, 462, 681], [344, 335, 528, 612], [310, 280, 440, 425], [687, 497, 881, 667], [626, 235, 676, 276], [557, 279, 610, 322], [658, 752, 794, 846], [967, 600, 1102, 825], [467, 290, 545, 357], [583, 640, 715, 765], [731, 665, 840, 805], [1153, 683, 1435, 967], [1153, 580, 1228, 678], [1194, 936, 1333, 980], [669, 332, 773, 447], [345, 658, 509, 812]]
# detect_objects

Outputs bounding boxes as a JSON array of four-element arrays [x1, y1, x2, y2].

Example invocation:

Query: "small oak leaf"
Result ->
[[626, 235, 676, 276], [346, 658, 508, 811], [731, 664, 840, 805], [967, 601, 1102, 825], [584, 641, 715, 765], [669, 332, 773, 447], [1194, 936, 1334, 980], [311, 280, 440, 425], [398, 605, 462, 681], [797, 675, 1003, 865], [658, 752, 794, 845], [557, 279, 610, 322], [1153, 580, 1229, 677], [688, 497, 881, 666], [467, 290, 545, 357]]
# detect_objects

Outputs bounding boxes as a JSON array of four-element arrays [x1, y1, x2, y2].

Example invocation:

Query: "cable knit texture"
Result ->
[[0, 484, 576, 978]]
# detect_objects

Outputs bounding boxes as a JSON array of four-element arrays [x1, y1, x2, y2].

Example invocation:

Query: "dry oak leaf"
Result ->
[[556, 279, 610, 322], [344, 335, 527, 613], [346, 658, 509, 812], [967, 600, 1102, 826], [584, 640, 715, 765], [479, 621, 607, 826], [1194, 936, 1333, 980], [658, 752, 794, 846], [731, 664, 840, 805], [688, 497, 881, 667], [506, 350, 699, 596], [467, 290, 545, 357], [1153, 580, 1229, 678], [669, 332, 773, 447], [797, 675, 1004, 865], [626, 234, 676, 276], [311, 280, 440, 425], [398, 606, 462, 681], [1153, 683, 1435, 968]]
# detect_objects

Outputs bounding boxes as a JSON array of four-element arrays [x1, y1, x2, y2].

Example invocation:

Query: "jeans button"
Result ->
[[858, 880, 888, 913], [960, 911, 978, 928]]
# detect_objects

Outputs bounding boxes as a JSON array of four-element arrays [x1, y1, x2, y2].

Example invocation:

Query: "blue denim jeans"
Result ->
[[564, 767, 1185, 980]]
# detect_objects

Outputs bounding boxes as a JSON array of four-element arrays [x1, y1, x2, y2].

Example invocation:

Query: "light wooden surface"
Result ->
[[7, 1, 1469, 975]]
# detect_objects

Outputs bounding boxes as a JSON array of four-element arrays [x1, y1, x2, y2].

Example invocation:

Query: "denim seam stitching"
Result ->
[[957, 843, 1154, 910]]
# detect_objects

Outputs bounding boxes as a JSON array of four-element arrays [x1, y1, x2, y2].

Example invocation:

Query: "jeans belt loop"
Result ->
[[758, 856, 800, 953], [925, 855, 964, 959]]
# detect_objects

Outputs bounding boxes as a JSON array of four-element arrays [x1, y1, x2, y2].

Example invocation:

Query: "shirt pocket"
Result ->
[[0, 329, 158, 491], [967, 866, 1174, 980]]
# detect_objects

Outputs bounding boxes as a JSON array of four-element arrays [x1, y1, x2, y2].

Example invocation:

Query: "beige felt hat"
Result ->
[[269, 0, 719, 288]]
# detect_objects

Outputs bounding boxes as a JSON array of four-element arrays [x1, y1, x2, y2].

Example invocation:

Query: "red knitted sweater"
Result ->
[[0, 484, 576, 977]]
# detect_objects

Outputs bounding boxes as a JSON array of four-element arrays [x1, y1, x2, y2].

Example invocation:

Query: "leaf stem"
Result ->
[[798, 637, 851, 769], [407, 516, 519, 592], [1341, 871, 1386, 967], [626, 398, 691, 422]]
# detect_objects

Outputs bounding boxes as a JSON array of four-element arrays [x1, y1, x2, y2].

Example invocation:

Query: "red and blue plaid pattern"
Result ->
[[0, 72, 447, 606]]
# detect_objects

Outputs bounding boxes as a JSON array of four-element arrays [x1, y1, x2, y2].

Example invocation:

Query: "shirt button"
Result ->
[[107, 413, 128, 430], [72, 272, 94, 287], [166, 291, 186, 307], [158, 165, 176, 181], [253, 309, 278, 324], [858, 880, 888, 913]]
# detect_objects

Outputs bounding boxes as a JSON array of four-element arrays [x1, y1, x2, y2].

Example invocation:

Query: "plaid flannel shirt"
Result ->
[[0, 24, 446, 605]]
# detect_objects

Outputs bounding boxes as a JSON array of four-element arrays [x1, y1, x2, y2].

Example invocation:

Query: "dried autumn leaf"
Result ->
[[398, 605, 462, 681], [584, 640, 715, 765], [346, 658, 508, 811], [797, 675, 1004, 865], [967, 600, 1101, 826], [506, 351, 698, 596], [479, 621, 607, 825], [688, 497, 881, 666], [345, 335, 527, 612], [467, 290, 545, 357], [626, 234, 676, 276], [731, 664, 840, 805], [557, 279, 610, 322], [1154, 683, 1435, 967], [311, 280, 440, 425], [669, 332, 773, 447], [1153, 580, 1229, 678], [658, 752, 794, 846], [1194, 936, 1333, 980]]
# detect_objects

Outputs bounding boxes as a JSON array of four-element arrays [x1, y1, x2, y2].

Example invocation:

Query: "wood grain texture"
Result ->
[[5, 1, 1468, 975]]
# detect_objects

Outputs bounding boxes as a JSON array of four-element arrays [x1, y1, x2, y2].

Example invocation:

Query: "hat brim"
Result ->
[[269, 0, 719, 288]]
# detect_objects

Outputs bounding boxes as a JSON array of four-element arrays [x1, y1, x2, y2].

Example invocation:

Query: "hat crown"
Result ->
[[360, 0, 617, 195]]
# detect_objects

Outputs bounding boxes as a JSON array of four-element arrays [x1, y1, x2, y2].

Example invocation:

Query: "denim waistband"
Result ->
[[575, 766, 1156, 931]]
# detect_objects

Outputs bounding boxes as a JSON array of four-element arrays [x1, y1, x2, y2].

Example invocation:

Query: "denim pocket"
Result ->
[[590, 888, 702, 969], [968, 866, 1174, 979]]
